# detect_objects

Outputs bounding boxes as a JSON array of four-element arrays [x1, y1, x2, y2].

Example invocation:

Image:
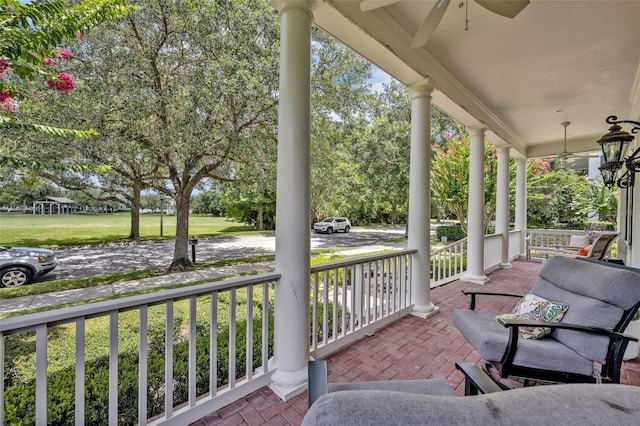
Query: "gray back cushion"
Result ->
[[539, 256, 640, 309], [532, 256, 640, 362], [302, 384, 640, 426]]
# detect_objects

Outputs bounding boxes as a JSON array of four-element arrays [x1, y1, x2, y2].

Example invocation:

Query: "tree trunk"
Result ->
[[129, 204, 140, 239], [170, 193, 191, 270], [257, 207, 264, 231], [391, 203, 397, 225], [128, 184, 141, 239]]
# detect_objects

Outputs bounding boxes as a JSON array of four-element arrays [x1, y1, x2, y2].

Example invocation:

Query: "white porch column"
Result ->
[[462, 126, 489, 284], [269, 0, 313, 400], [407, 80, 439, 319], [514, 158, 527, 257], [496, 146, 511, 268], [630, 183, 640, 267]]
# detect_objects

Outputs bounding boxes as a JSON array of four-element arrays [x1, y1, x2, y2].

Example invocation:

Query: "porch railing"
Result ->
[[509, 229, 524, 259], [483, 233, 502, 271], [430, 238, 468, 287], [309, 249, 416, 359], [0, 273, 280, 426], [526, 228, 585, 259], [1, 233, 530, 425], [430, 229, 524, 287]]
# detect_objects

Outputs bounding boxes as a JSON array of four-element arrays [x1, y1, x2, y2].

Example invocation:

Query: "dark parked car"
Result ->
[[0, 246, 57, 287]]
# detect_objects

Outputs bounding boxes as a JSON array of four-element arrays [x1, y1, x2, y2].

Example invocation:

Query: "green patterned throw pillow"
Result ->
[[498, 293, 569, 339]]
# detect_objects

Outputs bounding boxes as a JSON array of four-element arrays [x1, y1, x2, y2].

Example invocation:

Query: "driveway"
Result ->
[[48, 226, 407, 281]]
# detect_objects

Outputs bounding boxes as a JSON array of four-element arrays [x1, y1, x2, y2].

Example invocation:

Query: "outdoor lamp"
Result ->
[[598, 115, 640, 188], [598, 163, 619, 189]]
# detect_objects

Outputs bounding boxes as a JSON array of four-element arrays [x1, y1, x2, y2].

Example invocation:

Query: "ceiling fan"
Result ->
[[360, 0, 530, 49], [551, 121, 601, 164], [555, 121, 573, 161]]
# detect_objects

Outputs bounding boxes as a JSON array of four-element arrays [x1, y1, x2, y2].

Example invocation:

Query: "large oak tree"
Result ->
[[33, 0, 281, 268]]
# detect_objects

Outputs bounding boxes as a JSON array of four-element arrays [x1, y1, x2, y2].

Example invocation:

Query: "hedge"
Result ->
[[3, 300, 346, 425], [4, 302, 274, 425], [436, 224, 466, 241]]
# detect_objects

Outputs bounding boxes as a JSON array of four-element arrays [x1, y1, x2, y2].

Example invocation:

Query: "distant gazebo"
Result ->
[[33, 197, 75, 215]]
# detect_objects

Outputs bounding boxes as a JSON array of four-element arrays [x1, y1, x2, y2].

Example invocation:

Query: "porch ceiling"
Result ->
[[315, 0, 640, 160]]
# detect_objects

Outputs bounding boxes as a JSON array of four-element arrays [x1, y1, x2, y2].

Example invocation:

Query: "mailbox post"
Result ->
[[188, 237, 198, 263]]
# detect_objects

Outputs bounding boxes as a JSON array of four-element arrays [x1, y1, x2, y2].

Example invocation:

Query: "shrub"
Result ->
[[586, 221, 616, 232], [436, 224, 466, 241], [3, 304, 275, 425]]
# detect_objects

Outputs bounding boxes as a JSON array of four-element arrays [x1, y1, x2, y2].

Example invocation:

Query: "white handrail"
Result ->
[[0, 231, 537, 425], [0, 272, 280, 426], [309, 249, 416, 359]]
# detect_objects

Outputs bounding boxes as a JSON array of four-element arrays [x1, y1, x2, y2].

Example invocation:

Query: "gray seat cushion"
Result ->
[[328, 378, 455, 396], [453, 310, 594, 376], [302, 384, 640, 426]]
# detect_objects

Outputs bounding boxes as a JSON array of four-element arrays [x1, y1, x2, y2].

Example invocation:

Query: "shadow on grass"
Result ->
[[8, 229, 272, 248], [7, 234, 142, 248], [218, 225, 258, 233], [0, 254, 277, 301], [0, 269, 160, 299]]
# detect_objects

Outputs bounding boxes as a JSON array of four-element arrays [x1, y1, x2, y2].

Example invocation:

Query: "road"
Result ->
[[48, 227, 407, 281]]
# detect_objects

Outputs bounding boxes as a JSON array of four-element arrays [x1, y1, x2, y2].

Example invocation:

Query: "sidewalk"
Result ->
[[0, 261, 275, 315], [0, 244, 404, 316]]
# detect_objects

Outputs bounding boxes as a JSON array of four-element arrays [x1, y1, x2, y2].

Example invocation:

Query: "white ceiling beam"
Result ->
[[360, 0, 402, 12]]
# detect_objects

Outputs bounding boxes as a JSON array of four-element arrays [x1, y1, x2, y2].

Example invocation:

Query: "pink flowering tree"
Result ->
[[431, 132, 500, 234], [0, 0, 129, 167]]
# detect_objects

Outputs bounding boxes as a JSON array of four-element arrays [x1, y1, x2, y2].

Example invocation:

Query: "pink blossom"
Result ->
[[47, 73, 75, 93], [41, 57, 54, 66], [0, 89, 17, 113], [0, 58, 11, 78], [544, 194, 552, 200], [57, 49, 72, 60]]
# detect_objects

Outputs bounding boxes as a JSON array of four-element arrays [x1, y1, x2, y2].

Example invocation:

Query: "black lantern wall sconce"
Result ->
[[597, 115, 640, 189]]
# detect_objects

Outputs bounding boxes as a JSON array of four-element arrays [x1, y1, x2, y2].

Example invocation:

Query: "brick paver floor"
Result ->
[[191, 259, 640, 425]]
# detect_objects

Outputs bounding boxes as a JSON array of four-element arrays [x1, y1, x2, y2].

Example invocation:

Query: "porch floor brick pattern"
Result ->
[[191, 259, 640, 426]]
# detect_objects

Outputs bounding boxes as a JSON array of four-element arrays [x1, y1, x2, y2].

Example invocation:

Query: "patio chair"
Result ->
[[303, 360, 640, 425], [307, 360, 500, 408], [556, 231, 618, 260], [454, 256, 640, 388]]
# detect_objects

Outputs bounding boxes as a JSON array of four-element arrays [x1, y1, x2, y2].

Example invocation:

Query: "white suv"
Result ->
[[0, 246, 57, 287], [313, 217, 351, 234]]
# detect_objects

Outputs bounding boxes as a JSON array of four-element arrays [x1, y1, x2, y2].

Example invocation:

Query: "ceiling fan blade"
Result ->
[[474, 0, 530, 18], [411, 0, 451, 49], [360, 0, 402, 12]]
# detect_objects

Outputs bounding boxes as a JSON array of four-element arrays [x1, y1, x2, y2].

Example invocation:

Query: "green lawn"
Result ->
[[0, 212, 257, 247]]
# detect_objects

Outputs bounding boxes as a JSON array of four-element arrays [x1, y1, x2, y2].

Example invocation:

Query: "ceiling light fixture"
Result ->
[[597, 115, 640, 189]]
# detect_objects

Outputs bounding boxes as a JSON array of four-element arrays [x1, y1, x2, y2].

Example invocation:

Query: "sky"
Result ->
[[369, 65, 394, 93]]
